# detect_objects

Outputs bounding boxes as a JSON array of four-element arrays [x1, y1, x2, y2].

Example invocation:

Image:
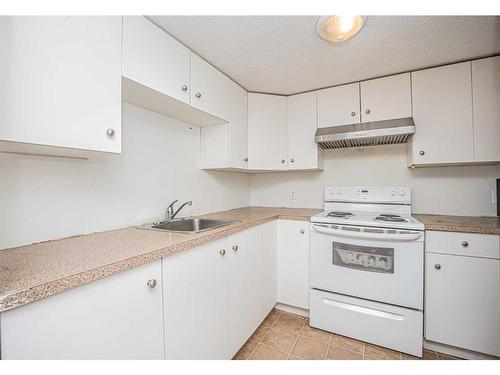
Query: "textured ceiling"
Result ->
[[150, 16, 500, 95]]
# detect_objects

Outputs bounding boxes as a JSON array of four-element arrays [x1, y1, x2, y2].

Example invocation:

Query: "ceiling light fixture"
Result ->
[[316, 16, 367, 44]]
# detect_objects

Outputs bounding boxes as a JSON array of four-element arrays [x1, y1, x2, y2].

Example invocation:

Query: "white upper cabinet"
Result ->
[[287, 92, 323, 170], [248, 93, 288, 170], [472, 56, 500, 163], [360, 73, 412, 122], [122, 16, 190, 104], [0, 16, 122, 157], [317, 83, 361, 128], [190, 53, 230, 121], [228, 79, 249, 168], [410, 62, 474, 166]]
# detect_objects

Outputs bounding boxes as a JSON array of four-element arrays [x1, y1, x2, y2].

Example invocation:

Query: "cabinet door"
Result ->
[[277, 220, 310, 309], [191, 53, 230, 121], [317, 83, 360, 128], [247, 93, 288, 170], [163, 239, 229, 359], [228, 79, 249, 169], [122, 16, 190, 104], [360, 73, 412, 122], [261, 220, 278, 317], [287, 92, 323, 170], [227, 226, 264, 357], [411, 62, 474, 165], [425, 253, 500, 357], [0, 16, 122, 154], [472, 56, 500, 162], [0, 261, 164, 359]]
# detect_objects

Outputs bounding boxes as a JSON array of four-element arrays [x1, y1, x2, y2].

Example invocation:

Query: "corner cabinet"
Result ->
[[0, 261, 164, 359], [0, 16, 122, 158]]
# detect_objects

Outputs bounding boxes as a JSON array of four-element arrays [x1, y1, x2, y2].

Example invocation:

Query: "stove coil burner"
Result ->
[[375, 214, 408, 223], [327, 211, 354, 218]]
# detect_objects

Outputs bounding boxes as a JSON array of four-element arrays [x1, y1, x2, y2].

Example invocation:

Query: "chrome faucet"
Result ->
[[166, 200, 192, 221]]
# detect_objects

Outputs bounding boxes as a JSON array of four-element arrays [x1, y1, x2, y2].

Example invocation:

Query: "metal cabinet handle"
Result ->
[[195, 92, 202, 98], [461, 241, 469, 248], [300, 229, 305, 234], [244, 157, 248, 162], [434, 264, 441, 270], [281, 159, 286, 164], [106, 128, 115, 137], [219, 249, 226, 256], [232, 245, 238, 252], [351, 112, 356, 117], [419, 150, 425, 156], [291, 159, 295, 163], [365, 109, 371, 114], [147, 279, 157, 288], [181, 85, 188, 92]]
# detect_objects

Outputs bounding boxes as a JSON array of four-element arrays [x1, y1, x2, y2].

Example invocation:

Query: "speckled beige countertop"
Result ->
[[0, 207, 320, 313], [414, 214, 500, 235]]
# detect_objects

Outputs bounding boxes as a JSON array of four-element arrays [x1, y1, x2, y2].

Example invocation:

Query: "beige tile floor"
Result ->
[[234, 308, 461, 360]]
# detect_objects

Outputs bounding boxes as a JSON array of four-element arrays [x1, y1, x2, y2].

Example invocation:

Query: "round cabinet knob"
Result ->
[[232, 245, 238, 252], [281, 159, 286, 164], [419, 150, 425, 156], [106, 128, 115, 137], [244, 157, 248, 162], [461, 241, 469, 248], [365, 109, 371, 114], [195, 92, 202, 98], [181, 85, 188, 92], [351, 112, 356, 117], [434, 264, 441, 270], [290, 159, 295, 163], [300, 229, 305, 234], [219, 249, 226, 256], [146, 279, 157, 288]]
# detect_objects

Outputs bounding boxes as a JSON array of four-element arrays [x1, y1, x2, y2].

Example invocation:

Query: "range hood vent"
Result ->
[[315, 117, 415, 150]]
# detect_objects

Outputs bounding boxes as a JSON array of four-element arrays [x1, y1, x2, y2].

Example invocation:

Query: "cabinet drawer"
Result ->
[[426, 231, 499, 259]]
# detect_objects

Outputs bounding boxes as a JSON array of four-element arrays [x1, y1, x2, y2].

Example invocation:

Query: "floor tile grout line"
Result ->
[[288, 319, 306, 359], [246, 310, 281, 359]]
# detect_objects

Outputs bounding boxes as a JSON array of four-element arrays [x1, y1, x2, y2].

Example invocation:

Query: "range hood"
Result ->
[[315, 117, 415, 150]]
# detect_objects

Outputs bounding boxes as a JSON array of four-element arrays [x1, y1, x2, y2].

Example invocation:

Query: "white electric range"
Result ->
[[309, 186, 425, 357]]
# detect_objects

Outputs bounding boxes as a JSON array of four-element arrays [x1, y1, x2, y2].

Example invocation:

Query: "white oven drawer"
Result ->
[[310, 225, 424, 309], [310, 289, 423, 357]]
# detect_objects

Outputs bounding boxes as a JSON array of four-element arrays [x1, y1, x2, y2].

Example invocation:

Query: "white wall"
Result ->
[[251, 144, 500, 216], [0, 104, 251, 250]]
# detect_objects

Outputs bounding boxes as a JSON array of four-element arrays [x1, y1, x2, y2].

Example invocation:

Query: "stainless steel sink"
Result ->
[[140, 218, 239, 233]]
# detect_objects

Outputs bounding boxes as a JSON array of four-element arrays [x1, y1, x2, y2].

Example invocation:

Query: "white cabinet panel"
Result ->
[[472, 56, 500, 162], [425, 252, 500, 357], [360, 73, 412, 122], [426, 230, 500, 259], [122, 16, 190, 104], [0, 261, 164, 359], [317, 83, 361, 128], [227, 225, 264, 357], [277, 220, 310, 309], [228, 80, 249, 169], [163, 239, 229, 359], [248, 93, 288, 170], [261, 220, 278, 317], [0, 16, 122, 155], [410, 62, 474, 165], [191, 53, 230, 121], [287, 92, 323, 170]]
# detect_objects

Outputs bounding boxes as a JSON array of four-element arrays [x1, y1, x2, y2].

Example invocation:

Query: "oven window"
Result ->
[[332, 242, 394, 274]]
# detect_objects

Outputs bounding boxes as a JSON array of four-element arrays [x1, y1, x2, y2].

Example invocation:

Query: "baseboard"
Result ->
[[275, 303, 309, 318], [424, 340, 499, 360]]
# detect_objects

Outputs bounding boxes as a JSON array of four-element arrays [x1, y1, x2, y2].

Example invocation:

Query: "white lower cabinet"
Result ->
[[277, 220, 310, 309], [0, 261, 164, 359], [261, 220, 278, 317], [163, 238, 229, 359], [425, 232, 500, 357]]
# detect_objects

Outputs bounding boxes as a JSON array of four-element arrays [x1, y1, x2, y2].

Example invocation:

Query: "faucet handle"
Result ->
[[167, 200, 178, 209]]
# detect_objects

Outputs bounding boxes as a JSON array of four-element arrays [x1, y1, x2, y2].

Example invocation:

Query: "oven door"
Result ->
[[310, 223, 424, 310]]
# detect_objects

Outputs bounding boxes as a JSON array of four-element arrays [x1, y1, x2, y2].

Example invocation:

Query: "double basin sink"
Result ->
[[142, 218, 239, 234]]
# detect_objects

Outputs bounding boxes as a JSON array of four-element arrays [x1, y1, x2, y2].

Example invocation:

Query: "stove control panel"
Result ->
[[325, 186, 411, 204]]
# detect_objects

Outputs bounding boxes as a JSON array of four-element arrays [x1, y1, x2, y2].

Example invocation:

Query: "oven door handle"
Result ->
[[312, 224, 422, 241]]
